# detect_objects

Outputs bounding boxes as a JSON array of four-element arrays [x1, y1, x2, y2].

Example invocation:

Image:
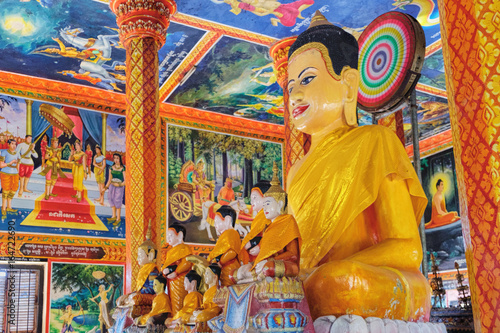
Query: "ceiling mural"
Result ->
[[166, 36, 284, 124], [0, 0, 452, 141]]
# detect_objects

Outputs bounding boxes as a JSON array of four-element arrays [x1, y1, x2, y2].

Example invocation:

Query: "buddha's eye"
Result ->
[[288, 84, 294, 94], [301, 75, 315, 85]]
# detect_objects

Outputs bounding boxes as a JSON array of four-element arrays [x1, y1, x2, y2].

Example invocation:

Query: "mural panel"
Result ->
[[403, 90, 451, 145], [167, 124, 283, 244], [177, 0, 441, 47], [166, 36, 285, 124], [48, 261, 124, 333], [0, 0, 205, 92], [0, 94, 126, 239], [421, 148, 465, 271]]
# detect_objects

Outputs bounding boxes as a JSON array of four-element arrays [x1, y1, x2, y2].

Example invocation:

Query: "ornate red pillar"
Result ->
[[438, 0, 500, 330], [270, 37, 311, 188], [110, 0, 176, 292]]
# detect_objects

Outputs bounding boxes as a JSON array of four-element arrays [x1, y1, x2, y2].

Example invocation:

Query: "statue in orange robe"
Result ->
[[208, 205, 241, 287], [286, 12, 430, 321], [192, 264, 222, 326], [162, 224, 193, 317], [235, 164, 301, 283], [170, 270, 204, 325], [240, 180, 272, 265], [425, 179, 460, 229], [137, 276, 171, 326]]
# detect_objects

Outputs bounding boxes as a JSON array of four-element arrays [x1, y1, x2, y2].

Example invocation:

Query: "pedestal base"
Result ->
[[314, 315, 447, 333]]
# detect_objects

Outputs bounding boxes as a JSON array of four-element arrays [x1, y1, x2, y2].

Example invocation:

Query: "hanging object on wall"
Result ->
[[39, 103, 75, 136], [357, 12, 425, 113]]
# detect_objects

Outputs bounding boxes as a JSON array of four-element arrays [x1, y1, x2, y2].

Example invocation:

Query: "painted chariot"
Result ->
[[169, 160, 215, 223]]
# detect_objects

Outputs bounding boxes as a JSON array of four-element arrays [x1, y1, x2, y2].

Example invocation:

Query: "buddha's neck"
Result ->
[[309, 117, 348, 152]]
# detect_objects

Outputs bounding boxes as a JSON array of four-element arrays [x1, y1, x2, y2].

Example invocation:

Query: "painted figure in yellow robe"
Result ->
[[59, 304, 84, 333], [286, 12, 430, 321], [169, 270, 203, 326], [240, 180, 272, 265], [425, 179, 460, 229], [69, 139, 86, 203], [89, 284, 114, 331], [234, 166, 301, 283], [40, 137, 66, 200], [137, 276, 171, 326], [162, 224, 193, 317], [208, 205, 241, 287]]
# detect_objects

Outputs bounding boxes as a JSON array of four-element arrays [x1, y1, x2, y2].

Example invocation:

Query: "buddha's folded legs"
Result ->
[[303, 260, 431, 321]]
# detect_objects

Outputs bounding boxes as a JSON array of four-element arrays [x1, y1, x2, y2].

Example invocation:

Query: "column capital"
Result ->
[[270, 36, 297, 88], [110, 0, 177, 48]]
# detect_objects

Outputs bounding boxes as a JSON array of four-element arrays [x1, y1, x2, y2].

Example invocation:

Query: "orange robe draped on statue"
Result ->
[[173, 291, 203, 324], [240, 210, 270, 265], [195, 285, 221, 322], [208, 229, 241, 286], [162, 244, 193, 316]]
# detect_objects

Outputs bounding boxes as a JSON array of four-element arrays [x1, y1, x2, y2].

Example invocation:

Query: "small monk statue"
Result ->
[[137, 276, 171, 326], [191, 264, 222, 328], [286, 12, 431, 321], [116, 220, 158, 308], [234, 163, 301, 283], [169, 270, 204, 326], [207, 205, 241, 287], [162, 224, 193, 317], [239, 180, 272, 265]]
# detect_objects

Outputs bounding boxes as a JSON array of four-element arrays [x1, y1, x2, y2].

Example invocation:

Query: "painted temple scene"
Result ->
[[0, 94, 126, 239], [0, 0, 494, 331]]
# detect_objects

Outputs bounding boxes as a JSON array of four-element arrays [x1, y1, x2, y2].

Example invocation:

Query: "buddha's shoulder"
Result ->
[[352, 125, 400, 143]]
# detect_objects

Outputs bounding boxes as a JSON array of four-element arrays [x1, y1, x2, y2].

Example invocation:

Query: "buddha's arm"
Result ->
[[263, 239, 300, 277], [175, 257, 193, 275], [272, 239, 300, 263], [345, 174, 423, 270], [219, 249, 239, 265]]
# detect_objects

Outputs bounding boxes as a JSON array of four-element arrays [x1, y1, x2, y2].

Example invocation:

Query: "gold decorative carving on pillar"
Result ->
[[110, 0, 176, 292], [438, 0, 500, 330], [102, 113, 107, 156], [25, 99, 33, 136], [378, 111, 405, 146], [270, 36, 311, 188]]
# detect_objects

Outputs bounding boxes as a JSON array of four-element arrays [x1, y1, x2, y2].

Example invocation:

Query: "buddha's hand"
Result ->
[[244, 242, 251, 250], [254, 260, 267, 275], [166, 271, 177, 279], [236, 263, 253, 281], [249, 245, 260, 257]]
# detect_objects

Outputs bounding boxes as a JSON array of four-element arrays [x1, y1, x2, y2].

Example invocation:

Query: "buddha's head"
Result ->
[[214, 205, 237, 236], [205, 263, 221, 286], [153, 275, 167, 294], [262, 162, 286, 219], [167, 224, 186, 247], [288, 12, 359, 135], [184, 270, 201, 293], [250, 180, 272, 213]]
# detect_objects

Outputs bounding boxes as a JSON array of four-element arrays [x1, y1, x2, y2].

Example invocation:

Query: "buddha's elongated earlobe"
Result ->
[[343, 68, 360, 127]]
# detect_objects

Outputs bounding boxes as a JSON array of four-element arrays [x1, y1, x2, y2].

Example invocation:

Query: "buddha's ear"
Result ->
[[342, 68, 360, 127], [278, 200, 285, 214]]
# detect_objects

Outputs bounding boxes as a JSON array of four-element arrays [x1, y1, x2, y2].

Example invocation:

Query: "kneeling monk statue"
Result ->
[[286, 12, 431, 321]]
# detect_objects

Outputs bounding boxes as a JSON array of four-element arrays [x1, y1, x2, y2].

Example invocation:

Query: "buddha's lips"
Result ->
[[293, 105, 309, 118]]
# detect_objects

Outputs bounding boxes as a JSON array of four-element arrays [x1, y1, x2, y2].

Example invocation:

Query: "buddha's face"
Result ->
[[204, 269, 216, 286], [137, 248, 150, 266], [250, 189, 265, 212], [288, 48, 346, 135], [263, 197, 282, 220], [167, 229, 183, 247], [153, 279, 164, 294]]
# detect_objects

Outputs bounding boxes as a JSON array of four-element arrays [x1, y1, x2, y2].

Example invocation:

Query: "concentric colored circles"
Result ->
[[357, 12, 425, 113]]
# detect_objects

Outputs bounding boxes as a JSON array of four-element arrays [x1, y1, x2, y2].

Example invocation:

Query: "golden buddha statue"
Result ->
[[286, 12, 431, 321], [191, 264, 222, 326], [137, 276, 171, 326], [116, 220, 159, 310], [240, 180, 272, 265], [234, 163, 301, 283], [162, 224, 194, 317], [207, 205, 241, 287], [169, 270, 204, 325]]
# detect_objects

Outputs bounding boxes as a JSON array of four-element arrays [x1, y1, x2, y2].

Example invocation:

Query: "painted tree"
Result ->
[[51, 264, 123, 313]]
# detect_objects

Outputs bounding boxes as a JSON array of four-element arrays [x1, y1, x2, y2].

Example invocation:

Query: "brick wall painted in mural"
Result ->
[[0, 93, 127, 263], [166, 124, 283, 247]]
